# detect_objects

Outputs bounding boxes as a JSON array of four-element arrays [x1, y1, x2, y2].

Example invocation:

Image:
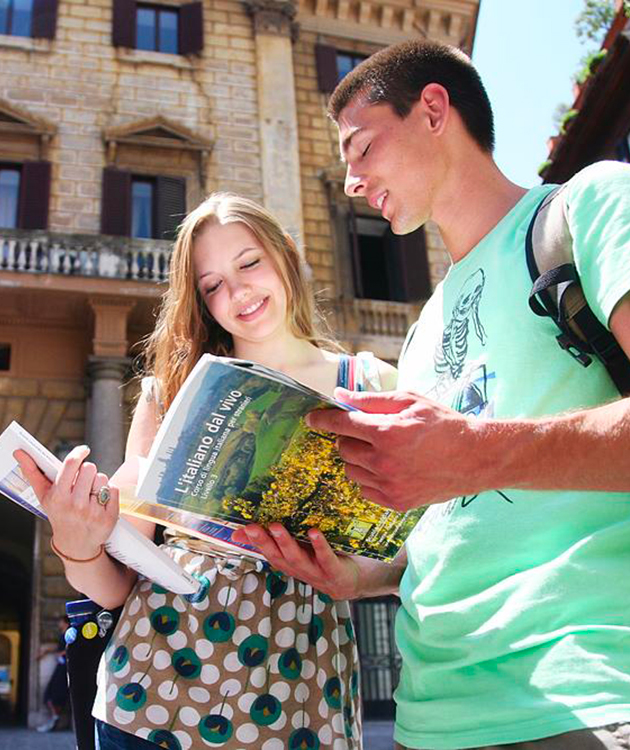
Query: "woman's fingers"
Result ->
[[71, 460, 98, 511], [13, 450, 52, 501], [56, 445, 91, 497]]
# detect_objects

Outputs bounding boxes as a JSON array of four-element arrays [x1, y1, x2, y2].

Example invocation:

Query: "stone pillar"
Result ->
[[86, 297, 135, 474], [244, 0, 305, 253], [86, 356, 130, 475]]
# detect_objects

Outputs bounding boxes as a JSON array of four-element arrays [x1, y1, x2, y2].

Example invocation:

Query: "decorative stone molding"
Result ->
[[104, 115, 213, 182], [89, 296, 136, 358], [297, 0, 477, 49], [0, 99, 56, 159], [244, 0, 299, 39]]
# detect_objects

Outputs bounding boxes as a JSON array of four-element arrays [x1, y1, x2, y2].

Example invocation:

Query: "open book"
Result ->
[[0, 422, 198, 596], [120, 354, 422, 562]]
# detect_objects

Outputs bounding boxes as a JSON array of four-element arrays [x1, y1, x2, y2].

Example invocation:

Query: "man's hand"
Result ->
[[232, 524, 369, 600], [307, 389, 486, 511]]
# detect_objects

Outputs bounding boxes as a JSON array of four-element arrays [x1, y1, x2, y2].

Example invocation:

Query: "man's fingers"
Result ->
[[336, 436, 380, 474], [306, 407, 379, 443], [357, 485, 391, 508], [343, 462, 383, 491], [334, 388, 418, 414], [13, 450, 52, 500]]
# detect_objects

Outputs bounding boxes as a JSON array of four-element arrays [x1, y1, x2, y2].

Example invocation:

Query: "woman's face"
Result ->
[[193, 221, 289, 348]]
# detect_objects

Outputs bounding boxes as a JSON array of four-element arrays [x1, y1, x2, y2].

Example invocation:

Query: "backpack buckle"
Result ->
[[556, 333, 592, 367]]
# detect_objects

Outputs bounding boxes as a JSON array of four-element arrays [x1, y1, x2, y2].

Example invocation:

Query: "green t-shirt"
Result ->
[[395, 161, 630, 749]]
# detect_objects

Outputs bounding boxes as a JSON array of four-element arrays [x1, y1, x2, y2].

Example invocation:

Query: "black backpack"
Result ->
[[526, 185, 630, 396]]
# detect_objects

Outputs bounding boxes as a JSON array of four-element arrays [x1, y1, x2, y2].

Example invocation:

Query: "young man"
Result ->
[[234, 40, 630, 749]]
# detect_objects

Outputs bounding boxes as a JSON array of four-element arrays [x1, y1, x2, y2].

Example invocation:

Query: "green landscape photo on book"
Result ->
[[141, 358, 421, 560]]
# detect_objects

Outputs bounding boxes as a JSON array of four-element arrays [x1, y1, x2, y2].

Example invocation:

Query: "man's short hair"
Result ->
[[328, 39, 495, 153]]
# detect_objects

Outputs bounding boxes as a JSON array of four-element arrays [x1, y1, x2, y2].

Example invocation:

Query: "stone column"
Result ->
[[86, 297, 135, 474], [244, 0, 305, 252], [86, 357, 130, 475]]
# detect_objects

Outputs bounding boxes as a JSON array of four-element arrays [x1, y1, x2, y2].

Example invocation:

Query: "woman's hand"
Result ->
[[232, 523, 366, 600], [14, 445, 119, 560]]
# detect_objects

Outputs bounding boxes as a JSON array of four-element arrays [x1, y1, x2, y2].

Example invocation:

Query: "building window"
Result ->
[[136, 4, 178, 54], [0, 166, 20, 229], [131, 178, 155, 238], [112, 0, 203, 56], [0, 161, 50, 230], [0, 0, 33, 37], [0, 0, 58, 39], [349, 214, 431, 303], [336, 51, 367, 83], [0, 344, 11, 371], [102, 168, 186, 240], [315, 44, 369, 93]]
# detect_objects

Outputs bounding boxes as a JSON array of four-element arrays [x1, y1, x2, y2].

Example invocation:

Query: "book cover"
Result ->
[[0, 421, 198, 596], [135, 355, 422, 561]]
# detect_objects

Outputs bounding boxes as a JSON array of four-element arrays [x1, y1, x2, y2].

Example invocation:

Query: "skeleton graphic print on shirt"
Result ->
[[430, 268, 512, 510]]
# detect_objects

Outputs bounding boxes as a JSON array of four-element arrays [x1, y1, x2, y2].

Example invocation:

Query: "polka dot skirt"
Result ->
[[93, 542, 362, 749]]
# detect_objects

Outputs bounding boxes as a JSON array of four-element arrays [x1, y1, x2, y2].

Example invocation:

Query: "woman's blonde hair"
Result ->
[[143, 192, 334, 410]]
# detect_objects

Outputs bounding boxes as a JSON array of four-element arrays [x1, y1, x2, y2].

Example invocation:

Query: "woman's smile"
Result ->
[[236, 296, 269, 321]]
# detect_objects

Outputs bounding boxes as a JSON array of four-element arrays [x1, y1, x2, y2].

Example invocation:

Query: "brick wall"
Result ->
[[0, 0, 264, 234]]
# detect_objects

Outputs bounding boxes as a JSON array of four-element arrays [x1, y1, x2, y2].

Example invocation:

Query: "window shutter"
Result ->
[[315, 44, 338, 93], [112, 0, 136, 48], [101, 168, 132, 237], [31, 0, 59, 39], [156, 176, 186, 241], [347, 204, 364, 298], [387, 227, 431, 302], [18, 161, 51, 230], [179, 2, 203, 56]]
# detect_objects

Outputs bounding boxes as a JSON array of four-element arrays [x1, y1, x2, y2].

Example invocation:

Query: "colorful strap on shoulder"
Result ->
[[336, 354, 356, 390]]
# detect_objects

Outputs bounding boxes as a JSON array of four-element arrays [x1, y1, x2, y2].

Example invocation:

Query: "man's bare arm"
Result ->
[[306, 295, 630, 511]]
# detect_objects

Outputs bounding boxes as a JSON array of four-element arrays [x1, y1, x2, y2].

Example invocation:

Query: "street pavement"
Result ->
[[0, 720, 396, 749]]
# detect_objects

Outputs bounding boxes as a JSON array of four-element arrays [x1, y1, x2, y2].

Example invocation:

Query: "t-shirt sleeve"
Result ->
[[566, 160, 630, 327]]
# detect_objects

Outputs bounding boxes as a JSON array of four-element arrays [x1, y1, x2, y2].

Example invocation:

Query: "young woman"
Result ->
[[16, 193, 397, 750]]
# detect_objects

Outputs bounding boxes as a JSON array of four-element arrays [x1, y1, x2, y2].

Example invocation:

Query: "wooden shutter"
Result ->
[[179, 2, 203, 56], [156, 176, 186, 240], [386, 227, 431, 302], [112, 0, 136, 48], [18, 161, 51, 230], [31, 0, 59, 39], [315, 44, 338, 93], [347, 203, 364, 298], [101, 168, 132, 237]]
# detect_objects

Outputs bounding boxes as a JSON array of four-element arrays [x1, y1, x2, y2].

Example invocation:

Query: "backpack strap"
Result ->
[[526, 186, 630, 395]]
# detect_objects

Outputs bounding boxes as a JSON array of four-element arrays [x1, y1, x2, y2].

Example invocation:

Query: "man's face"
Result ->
[[337, 93, 442, 235]]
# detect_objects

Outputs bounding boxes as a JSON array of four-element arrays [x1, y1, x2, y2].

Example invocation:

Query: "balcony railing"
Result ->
[[333, 297, 421, 340], [0, 229, 172, 283]]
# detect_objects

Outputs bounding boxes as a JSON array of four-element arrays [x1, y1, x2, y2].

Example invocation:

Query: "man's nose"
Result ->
[[344, 166, 366, 197]]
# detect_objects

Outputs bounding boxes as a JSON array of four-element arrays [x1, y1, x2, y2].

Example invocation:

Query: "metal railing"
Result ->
[[0, 229, 172, 283]]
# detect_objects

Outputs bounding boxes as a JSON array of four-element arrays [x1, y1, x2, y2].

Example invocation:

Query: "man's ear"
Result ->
[[415, 83, 450, 135]]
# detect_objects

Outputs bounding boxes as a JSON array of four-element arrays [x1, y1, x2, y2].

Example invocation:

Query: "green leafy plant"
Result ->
[[537, 160, 552, 177], [560, 108, 579, 134], [575, 49, 608, 84]]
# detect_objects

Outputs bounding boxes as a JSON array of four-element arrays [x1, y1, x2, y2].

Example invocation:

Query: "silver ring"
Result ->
[[91, 486, 111, 506]]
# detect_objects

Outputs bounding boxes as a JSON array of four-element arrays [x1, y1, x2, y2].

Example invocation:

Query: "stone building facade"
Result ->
[[0, 0, 479, 726]]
